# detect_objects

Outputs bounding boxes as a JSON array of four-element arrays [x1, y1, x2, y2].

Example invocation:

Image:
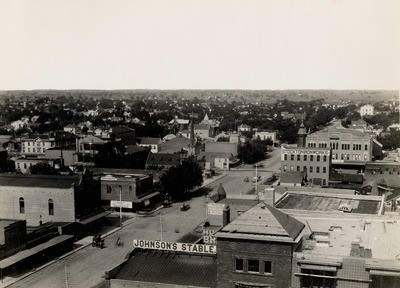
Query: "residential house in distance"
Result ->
[[75, 135, 106, 166], [194, 124, 213, 139], [20, 131, 76, 158], [63, 124, 81, 135], [360, 104, 374, 117], [254, 131, 277, 143], [168, 116, 189, 134], [145, 152, 184, 169], [200, 113, 220, 136], [138, 137, 162, 153], [94, 125, 136, 146], [14, 158, 60, 174], [204, 142, 239, 170], [238, 124, 252, 133]]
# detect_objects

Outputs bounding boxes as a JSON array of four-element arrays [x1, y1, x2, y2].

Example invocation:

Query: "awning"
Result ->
[[77, 211, 111, 225], [132, 191, 160, 203], [369, 270, 400, 277], [300, 264, 337, 272]]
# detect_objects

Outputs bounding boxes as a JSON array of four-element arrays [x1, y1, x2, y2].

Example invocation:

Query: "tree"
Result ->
[[238, 139, 269, 164], [29, 162, 57, 175], [378, 131, 400, 150], [159, 157, 203, 200]]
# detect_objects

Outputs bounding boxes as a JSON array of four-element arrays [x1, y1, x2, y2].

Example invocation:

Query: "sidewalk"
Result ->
[[0, 227, 122, 288]]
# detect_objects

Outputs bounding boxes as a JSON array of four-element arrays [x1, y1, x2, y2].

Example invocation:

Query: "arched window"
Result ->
[[129, 186, 133, 194], [48, 199, 54, 215], [19, 197, 25, 214]]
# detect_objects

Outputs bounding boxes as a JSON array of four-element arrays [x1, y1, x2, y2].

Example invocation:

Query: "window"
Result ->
[[297, 166, 300, 171], [247, 259, 259, 273], [323, 155, 327, 162], [316, 167, 320, 173], [129, 186, 133, 194], [310, 166, 313, 173], [48, 199, 54, 215], [310, 155, 314, 161], [365, 144, 368, 150], [323, 167, 326, 173], [283, 165, 287, 171], [235, 258, 244, 271], [107, 185, 112, 194], [317, 155, 320, 161], [304, 155, 307, 161], [297, 155, 301, 161], [19, 197, 25, 214], [291, 155, 294, 161], [264, 261, 272, 274], [300, 269, 336, 288], [284, 154, 287, 161], [290, 165, 294, 171]]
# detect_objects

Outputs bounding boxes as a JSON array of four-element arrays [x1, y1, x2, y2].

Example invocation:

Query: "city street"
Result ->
[[5, 147, 281, 288], [206, 147, 281, 196]]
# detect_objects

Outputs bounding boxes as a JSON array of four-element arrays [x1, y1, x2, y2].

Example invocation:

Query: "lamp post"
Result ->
[[119, 185, 122, 227]]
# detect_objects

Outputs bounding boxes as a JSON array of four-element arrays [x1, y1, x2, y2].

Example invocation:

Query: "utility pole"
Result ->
[[64, 265, 69, 288], [119, 185, 122, 227], [255, 164, 258, 195], [160, 213, 163, 241]]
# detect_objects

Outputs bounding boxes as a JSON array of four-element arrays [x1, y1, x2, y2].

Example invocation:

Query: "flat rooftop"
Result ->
[[112, 249, 217, 287], [275, 191, 382, 215], [295, 216, 400, 263]]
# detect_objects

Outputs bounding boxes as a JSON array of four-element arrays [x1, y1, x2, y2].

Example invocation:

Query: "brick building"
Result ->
[[281, 145, 332, 187], [99, 172, 158, 211], [305, 122, 382, 164], [215, 203, 305, 288], [0, 172, 101, 226]]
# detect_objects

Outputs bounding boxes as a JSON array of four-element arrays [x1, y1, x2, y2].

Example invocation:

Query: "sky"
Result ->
[[0, 0, 399, 90]]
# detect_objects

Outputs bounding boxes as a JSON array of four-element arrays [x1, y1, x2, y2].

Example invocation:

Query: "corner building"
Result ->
[[215, 204, 305, 288], [281, 146, 331, 186]]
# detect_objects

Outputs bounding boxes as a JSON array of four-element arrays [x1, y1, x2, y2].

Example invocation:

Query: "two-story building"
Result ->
[[99, 172, 159, 211]]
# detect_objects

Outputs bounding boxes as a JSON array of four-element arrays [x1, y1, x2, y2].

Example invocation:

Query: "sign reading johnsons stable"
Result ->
[[133, 239, 216, 254]]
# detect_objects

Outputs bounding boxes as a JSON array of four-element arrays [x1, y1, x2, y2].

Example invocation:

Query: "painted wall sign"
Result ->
[[111, 200, 133, 208], [133, 239, 216, 254], [207, 203, 224, 215]]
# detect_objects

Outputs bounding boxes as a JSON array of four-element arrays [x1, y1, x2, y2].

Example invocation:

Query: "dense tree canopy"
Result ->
[[159, 157, 203, 200], [29, 162, 57, 175]]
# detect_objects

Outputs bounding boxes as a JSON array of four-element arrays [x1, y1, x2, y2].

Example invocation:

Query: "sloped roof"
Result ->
[[139, 137, 162, 145], [0, 174, 79, 189], [112, 249, 217, 287], [280, 171, 304, 184], [194, 124, 211, 130], [146, 152, 182, 167], [217, 202, 304, 243]]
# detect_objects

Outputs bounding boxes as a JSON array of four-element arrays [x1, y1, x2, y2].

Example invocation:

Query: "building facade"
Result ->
[[305, 124, 381, 163], [281, 145, 331, 187], [99, 173, 158, 211], [360, 104, 374, 117], [0, 173, 101, 226]]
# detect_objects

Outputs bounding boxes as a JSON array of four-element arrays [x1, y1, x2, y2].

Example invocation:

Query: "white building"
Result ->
[[360, 104, 374, 117]]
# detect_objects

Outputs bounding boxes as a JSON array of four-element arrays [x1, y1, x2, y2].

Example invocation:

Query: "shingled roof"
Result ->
[[217, 202, 305, 243]]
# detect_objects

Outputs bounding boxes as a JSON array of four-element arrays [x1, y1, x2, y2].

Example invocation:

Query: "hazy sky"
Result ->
[[0, 0, 399, 90]]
